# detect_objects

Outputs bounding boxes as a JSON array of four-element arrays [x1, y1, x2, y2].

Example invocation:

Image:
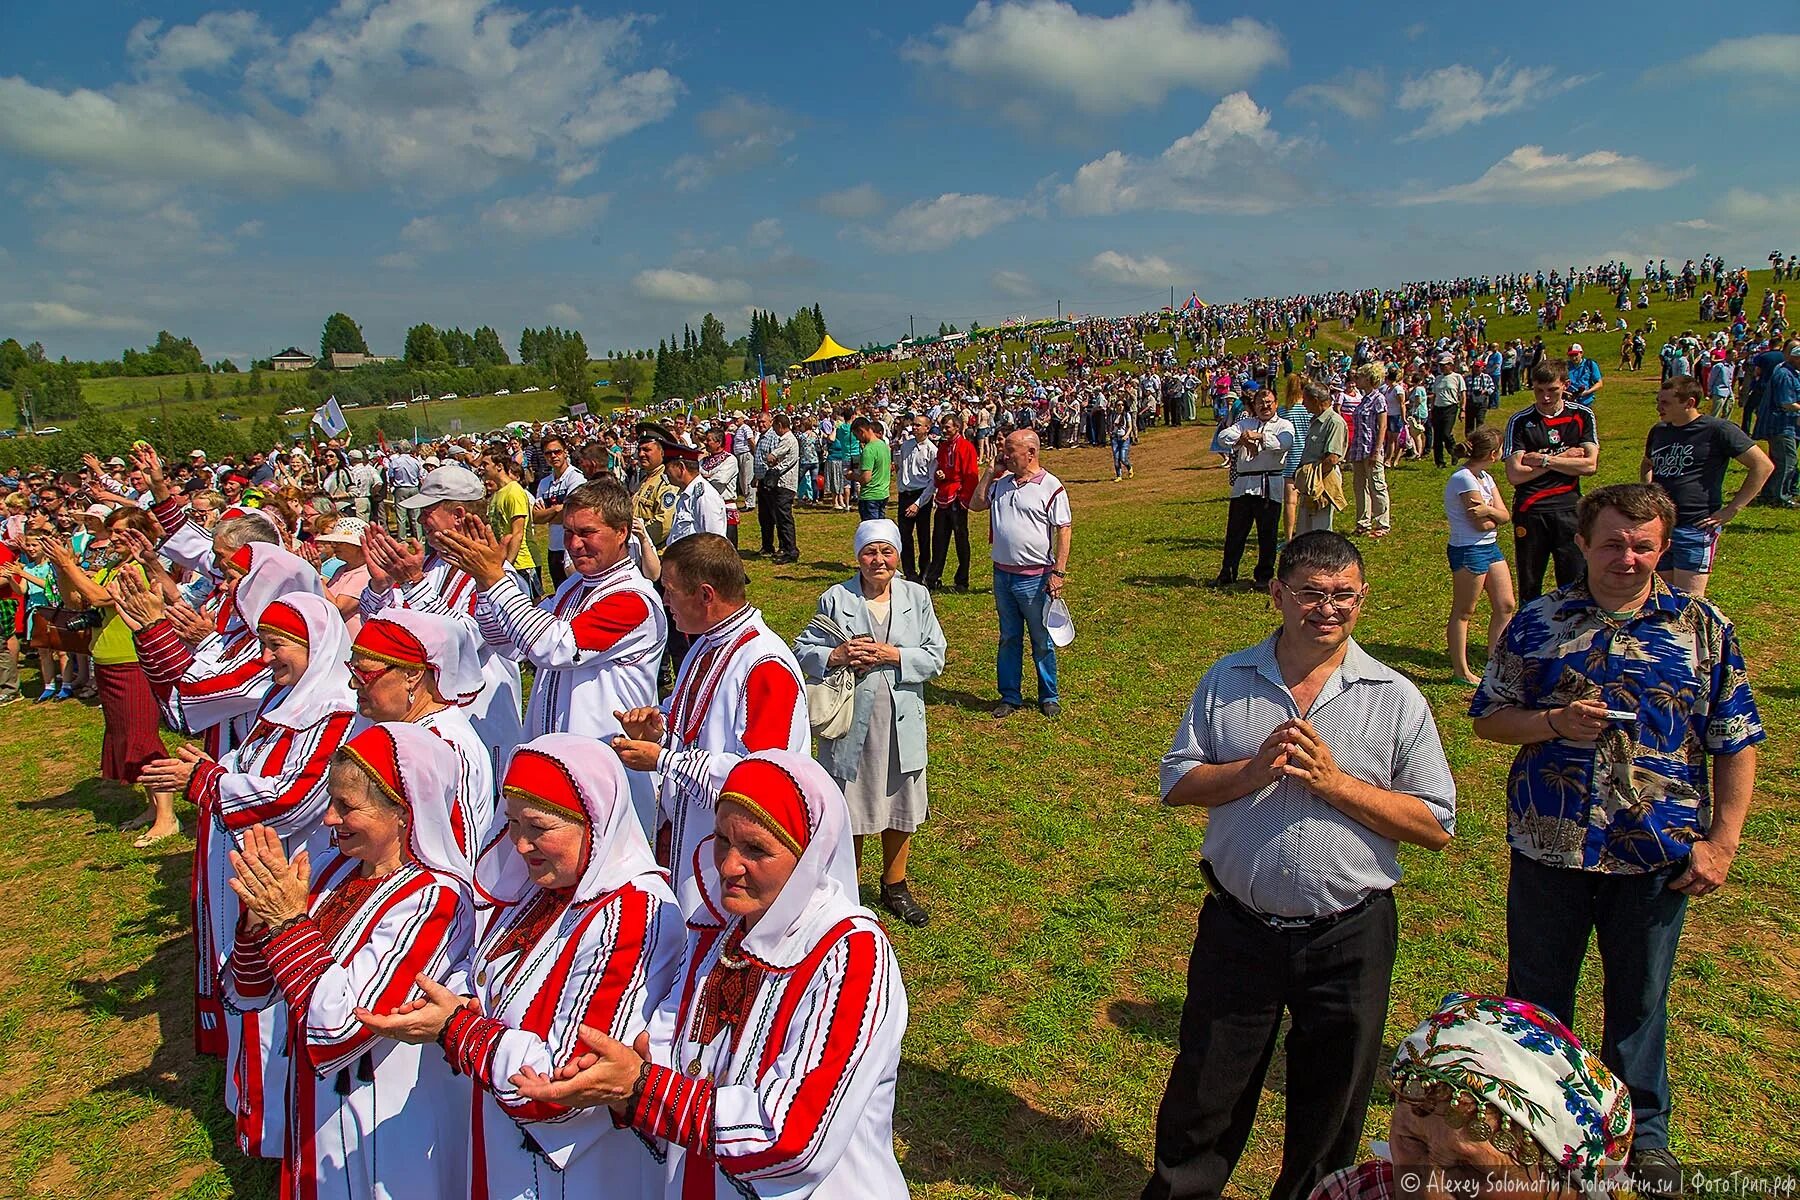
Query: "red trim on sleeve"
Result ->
[[571, 591, 652, 654], [730, 928, 880, 1174], [740, 660, 801, 752], [218, 712, 355, 832], [630, 1062, 715, 1155]]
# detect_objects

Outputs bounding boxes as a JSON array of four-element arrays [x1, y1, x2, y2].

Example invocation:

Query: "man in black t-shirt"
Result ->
[[1503, 361, 1600, 603], [1641, 376, 1773, 596]]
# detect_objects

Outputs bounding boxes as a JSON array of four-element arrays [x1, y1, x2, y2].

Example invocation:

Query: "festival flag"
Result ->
[[313, 394, 349, 438], [758, 355, 768, 412]]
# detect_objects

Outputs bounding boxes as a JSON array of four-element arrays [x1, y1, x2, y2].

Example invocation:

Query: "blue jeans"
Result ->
[[1771, 426, 1797, 504], [858, 498, 888, 520], [1112, 435, 1132, 475], [1504, 850, 1688, 1150], [993, 567, 1057, 706]]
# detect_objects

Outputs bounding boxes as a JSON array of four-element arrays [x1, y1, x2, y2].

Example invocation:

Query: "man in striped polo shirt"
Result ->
[[971, 429, 1071, 719], [1503, 360, 1600, 603]]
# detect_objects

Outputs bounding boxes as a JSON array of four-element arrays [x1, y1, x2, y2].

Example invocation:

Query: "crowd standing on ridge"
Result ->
[[5, 254, 1792, 1199]]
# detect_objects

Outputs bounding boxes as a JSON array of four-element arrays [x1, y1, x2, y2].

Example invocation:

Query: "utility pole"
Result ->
[[1172, 286, 1176, 310], [1057, 300, 1062, 320], [908, 314, 914, 341]]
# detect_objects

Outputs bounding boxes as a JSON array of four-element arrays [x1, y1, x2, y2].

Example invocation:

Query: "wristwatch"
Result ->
[[1051, 569, 1067, 578]]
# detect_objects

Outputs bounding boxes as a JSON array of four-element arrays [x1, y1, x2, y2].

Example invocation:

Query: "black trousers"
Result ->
[[547, 548, 569, 589], [926, 502, 970, 589], [1429, 405, 1460, 466], [758, 484, 796, 557], [898, 489, 933, 581], [1218, 493, 1281, 585], [1144, 892, 1397, 1200], [1513, 505, 1582, 604]]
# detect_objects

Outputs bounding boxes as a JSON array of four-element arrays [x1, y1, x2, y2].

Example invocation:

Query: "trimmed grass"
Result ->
[[2, 279, 1797, 1196]]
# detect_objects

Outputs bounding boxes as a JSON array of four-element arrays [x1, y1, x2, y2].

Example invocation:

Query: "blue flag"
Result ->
[[313, 394, 349, 438]]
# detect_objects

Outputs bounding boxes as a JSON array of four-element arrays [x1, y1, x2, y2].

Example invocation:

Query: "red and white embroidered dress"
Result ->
[[446, 735, 683, 1200], [627, 752, 908, 1199], [224, 723, 475, 1200], [655, 605, 807, 915], [479, 556, 666, 835]]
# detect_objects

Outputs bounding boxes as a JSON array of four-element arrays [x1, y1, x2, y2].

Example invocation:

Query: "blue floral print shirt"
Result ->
[[1470, 576, 1763, 874]]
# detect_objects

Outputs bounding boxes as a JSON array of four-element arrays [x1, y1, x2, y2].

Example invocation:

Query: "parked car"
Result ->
[[521, 385, 540, 393], [35, 426, 62, 436], [493, 388, 510, 396], [438, 392, 458, 400], [284, 407, 307, 415], [219, 412, 240, 421], [385, 401, 408, 410]]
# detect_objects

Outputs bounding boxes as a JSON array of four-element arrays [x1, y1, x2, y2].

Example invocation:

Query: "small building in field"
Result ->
[[328, 352, 397, 370], [271, 347, 317, 371]]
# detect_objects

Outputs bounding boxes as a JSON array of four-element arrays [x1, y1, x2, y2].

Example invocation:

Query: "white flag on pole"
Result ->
[[313, 394, 349, 438]]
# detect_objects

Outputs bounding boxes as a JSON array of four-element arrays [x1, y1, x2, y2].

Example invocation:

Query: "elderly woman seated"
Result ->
[[1311, 992, 1633, 1200]]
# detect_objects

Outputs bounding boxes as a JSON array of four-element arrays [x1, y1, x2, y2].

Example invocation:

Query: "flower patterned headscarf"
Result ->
[[1390, 993, 1633, 1188]]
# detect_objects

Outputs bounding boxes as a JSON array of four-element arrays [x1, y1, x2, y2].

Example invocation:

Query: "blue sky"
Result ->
[[2, 0, 1795, 366]]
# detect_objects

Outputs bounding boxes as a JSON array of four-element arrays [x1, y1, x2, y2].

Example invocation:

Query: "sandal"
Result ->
[[133, 827, 180, 849]]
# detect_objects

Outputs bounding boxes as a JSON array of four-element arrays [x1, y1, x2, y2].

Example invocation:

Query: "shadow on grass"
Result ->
[[926, 682, 1002, 715], [1352, 640, 1449, 676], [66, 843, 280, 1197], [1122, 573, 1208, 590], [1106, 997, 1181, 1044], [1142, 534, 1227, 553], [897, 1059, 1148, 1198], [20, 776, 141, 830]]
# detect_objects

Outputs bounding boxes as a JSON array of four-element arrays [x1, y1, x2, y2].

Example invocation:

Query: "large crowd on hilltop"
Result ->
[[6, 253, 1794, 1200]]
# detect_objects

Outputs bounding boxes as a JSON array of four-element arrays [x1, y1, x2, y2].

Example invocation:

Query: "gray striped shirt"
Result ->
[[1161, 633, 1456, 918]]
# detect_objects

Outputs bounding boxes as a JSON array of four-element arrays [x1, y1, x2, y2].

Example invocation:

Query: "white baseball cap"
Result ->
[[400, 464, 485, 508], [1045, 597, 1076, 648]]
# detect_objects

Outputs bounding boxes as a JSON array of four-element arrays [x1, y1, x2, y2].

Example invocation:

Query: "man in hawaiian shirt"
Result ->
[[1470, 483, 1763, 1191]]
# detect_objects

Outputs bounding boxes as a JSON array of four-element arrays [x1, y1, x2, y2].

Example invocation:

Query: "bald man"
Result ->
[[970, 429, 1073, 718]]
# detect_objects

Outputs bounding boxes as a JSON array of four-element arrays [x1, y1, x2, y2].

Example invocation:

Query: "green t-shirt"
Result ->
[[90, 563, 145, 667], [488, 481, 536, 570], [858, 439, 891, 501]]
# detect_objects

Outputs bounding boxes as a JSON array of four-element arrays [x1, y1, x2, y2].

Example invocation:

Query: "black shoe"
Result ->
[[1207, 576, 1235, 589], [1630, 1147, 1682, 1196], [1040, 701, 1061, 719], [953, 583, 969, 594], [992, 701, 1019, 718], [880, 881, 930, 926]]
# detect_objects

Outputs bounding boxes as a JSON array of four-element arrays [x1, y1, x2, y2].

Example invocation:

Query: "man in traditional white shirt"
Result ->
[[1212, 385, 1295, 590]]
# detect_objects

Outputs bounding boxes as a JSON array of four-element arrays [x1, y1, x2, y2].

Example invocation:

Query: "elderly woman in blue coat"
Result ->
[[793, 519, 946, 926]]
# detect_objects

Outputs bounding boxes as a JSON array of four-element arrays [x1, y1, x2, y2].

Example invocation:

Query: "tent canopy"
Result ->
[[801, 333, 857, 364]]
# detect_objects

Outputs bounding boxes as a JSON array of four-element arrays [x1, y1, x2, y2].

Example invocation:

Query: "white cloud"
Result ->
[[1396, 62, 1588, 141], [1718, 188, 1800, 224], [1058, 92, 1304, 216], [747, 218, 784, 248], [1674, 218, 1718, 231], [1288, 67, 1386, 121], [545, 302, 583, 324], [904, 0, 1283, 120], [1084, 251, 1180, 287], [1399, 146, 1691, 206], [399, 215, 455, 252], [23, 175, 239, 264], [990, 269, 1040, 299], [0, 77, 336, 192], [666, 95, 795, 192], [0, 0, 682, 199], [481, 193, 609, 237], [126, 11, 274, 76], [631, 269, 749, 305], [0, 300, 145, 331], [1686, 35, 1800, 75], [863, 193, 1027, 253], [817, 183, 885, 220]]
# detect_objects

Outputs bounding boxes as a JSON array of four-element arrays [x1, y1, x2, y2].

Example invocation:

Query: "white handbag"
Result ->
[[803, 615, 858, 740]]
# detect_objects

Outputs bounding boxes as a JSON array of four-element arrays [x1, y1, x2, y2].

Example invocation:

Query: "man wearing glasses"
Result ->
[[532, 434, 586, 590], [1145, 531, 1457, 1200]]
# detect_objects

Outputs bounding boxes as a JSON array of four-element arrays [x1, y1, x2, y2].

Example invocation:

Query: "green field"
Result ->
[[1, 278, 1796, 1197]]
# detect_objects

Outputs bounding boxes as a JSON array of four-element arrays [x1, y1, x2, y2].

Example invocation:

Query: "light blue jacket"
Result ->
[[791, 577, 947, 781]]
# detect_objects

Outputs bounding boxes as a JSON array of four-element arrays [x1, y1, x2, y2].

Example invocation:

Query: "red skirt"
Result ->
[[97, 662, 168, 784]]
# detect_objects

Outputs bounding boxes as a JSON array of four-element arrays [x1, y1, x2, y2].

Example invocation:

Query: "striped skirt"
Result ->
[[97, 662, 168, 784]]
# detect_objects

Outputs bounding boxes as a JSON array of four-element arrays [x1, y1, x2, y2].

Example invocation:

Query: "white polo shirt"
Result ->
[[987, 468, 1072, 573]]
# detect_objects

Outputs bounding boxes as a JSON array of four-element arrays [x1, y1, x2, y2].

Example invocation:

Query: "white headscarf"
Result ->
[[339, 722, 472, 889], [853, 519, 901, 557], [257, 592, 358, 731], [690, 749, 863, 970], [223, 543, 324, 638], [354, 608, 485, 707], [474, 733, 669, 908]]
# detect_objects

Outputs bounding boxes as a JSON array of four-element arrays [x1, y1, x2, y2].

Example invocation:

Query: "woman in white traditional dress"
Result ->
[[346, 608, 495, 873], [792, 518, 946, 925], [356, 733, 683, 1200], [140, 592, 363, 1158], [223, 722, 475, 1200], [510, 749, 910, 1200]]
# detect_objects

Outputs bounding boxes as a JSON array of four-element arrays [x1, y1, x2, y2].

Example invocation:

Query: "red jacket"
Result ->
[[934, 434, 980, 508]]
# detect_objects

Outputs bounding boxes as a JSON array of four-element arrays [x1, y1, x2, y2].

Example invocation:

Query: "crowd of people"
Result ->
[[6, 254, 1793, 1199]]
